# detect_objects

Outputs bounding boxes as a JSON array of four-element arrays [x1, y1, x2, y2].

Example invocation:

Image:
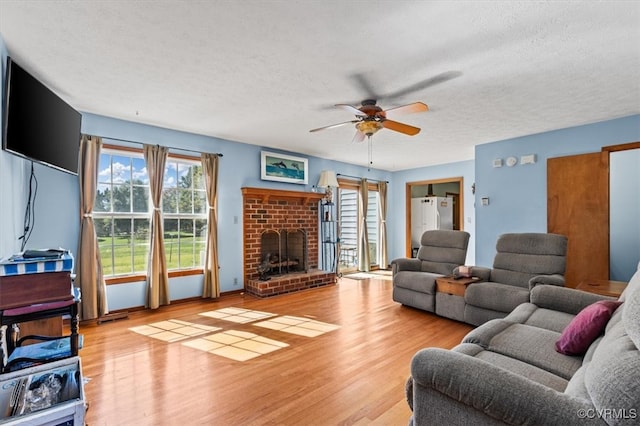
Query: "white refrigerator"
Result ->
[[411, 196, 454, 250]]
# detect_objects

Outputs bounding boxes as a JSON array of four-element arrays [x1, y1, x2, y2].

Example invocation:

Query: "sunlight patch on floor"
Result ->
[[198, 307, 277, 323], [129, 320, 222, 342], [254, 315, 340, 337], [129, 307, 340, 360], [182, 330, 289, 361]]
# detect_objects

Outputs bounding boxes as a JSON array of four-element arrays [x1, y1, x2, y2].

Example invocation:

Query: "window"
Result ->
[[94, 147, 206, 278], [162, 158, 207, 271]]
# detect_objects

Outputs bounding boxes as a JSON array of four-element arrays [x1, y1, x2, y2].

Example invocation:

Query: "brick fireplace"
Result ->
[[242, 187, 336, 297]]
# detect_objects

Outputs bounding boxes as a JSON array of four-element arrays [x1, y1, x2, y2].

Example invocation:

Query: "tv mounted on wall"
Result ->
[[2, 57, 82, 175]]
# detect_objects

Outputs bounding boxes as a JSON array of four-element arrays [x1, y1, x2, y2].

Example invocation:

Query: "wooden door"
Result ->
[[547, 152, 609, 287]]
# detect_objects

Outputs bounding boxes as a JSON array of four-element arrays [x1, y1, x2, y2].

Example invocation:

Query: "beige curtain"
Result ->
[[77, 135, 108, 320], [144, 144, 170, 309], [201, 153, 220, 298], [358, 178, 370, 272], [378, 181, 389, 269]]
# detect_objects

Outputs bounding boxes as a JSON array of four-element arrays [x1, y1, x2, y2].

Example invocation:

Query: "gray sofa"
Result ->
[[464, 232, 568, 326], [391, 230, 470, 313], [407, 262, 640, 425]]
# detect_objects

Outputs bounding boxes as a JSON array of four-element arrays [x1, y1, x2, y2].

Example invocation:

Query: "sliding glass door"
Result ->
[[337, 181, 380, 273]]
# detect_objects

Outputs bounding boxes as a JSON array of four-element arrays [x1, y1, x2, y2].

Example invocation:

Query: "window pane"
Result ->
[[177, 163, 192, 189], [178, 189, 193, 214], [196, 219, 207, 266], [111, 156, 132, 184], [164, 162, 178, 189], [96, 218, 113, 276], [94, 183, 111, 212], [180, 220, 195, 268], [162, 188, 178, 213], [112, 184, 131, 212], [133, 218, 150, 273], [165, 218, 179, 270], [194, 191, 207, 214], [113, 218, 133, 275], [132, 185, 149, 213], [132, 157, 148, 184], [97, 154, 112, 185], [192, 165, 204, 190]]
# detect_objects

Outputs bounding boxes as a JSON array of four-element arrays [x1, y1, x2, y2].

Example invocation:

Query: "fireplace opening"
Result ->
[[259, 229, 308, 278]]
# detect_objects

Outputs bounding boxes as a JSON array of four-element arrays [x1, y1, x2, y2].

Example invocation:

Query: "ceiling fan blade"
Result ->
[[382, 120, 421, 136], [352, 130, 366, 143], [384, 102, 429, 115], [310, 120, 359, 133], [348, 72, 380, 100], [382, 71, 462, 100], [335, 104, 367, 116]]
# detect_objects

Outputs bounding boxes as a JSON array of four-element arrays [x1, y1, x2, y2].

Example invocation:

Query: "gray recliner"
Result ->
[[391, 230, 470, 313], [463, 232, 568, 326]]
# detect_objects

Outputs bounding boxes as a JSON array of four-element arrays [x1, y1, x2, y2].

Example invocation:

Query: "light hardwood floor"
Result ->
[[78, 276, 473, 425]]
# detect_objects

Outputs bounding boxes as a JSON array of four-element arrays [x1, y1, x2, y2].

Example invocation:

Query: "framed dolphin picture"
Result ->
[[260, 151, 308, 184]]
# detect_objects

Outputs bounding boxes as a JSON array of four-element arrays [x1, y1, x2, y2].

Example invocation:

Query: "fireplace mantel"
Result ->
[[241, 187, 325, 205]]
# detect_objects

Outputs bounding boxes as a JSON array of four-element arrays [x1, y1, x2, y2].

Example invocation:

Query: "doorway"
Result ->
[[405, 177, 464, 257]]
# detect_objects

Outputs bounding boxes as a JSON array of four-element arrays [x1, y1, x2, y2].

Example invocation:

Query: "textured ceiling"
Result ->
[[1, 1, 639, 171]]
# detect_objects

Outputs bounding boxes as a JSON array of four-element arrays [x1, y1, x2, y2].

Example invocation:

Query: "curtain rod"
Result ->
[[85, 134, 223, 157], [337, 173, 388, 183]]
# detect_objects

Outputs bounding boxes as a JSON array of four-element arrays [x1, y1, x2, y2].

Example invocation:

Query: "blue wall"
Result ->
[[474, 116, 640, 267]]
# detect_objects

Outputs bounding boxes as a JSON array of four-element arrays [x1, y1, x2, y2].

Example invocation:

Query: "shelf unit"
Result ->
[[320, 202, 339, 274]]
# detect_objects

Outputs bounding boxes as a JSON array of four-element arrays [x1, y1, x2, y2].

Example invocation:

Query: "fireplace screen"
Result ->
[[259, 229, 308, 277]]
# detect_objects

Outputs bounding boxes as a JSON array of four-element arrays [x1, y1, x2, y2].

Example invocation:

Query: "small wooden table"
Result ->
[[576, 279, 627, 298], [435, 276, 481, 322], [436, 276, 481, 297]]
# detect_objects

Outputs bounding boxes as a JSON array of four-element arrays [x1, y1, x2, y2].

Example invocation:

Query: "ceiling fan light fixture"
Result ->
[[355, 120, 383, 136]]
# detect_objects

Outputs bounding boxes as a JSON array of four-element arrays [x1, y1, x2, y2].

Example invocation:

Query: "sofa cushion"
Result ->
[[489, 233, 567, 288], [465, 282, 530, 313], [464, 321, 582, 380], [555, 300, 622, 355], [505, 303, 575, 333], [393, 271, 440, 294], [454, 343, 568, 392]]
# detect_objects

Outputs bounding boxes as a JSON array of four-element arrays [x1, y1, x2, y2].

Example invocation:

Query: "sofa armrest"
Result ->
[[467, 266, 491, 281], [391, 258, 422, 275], [529, 273, 566, 290], [530, 285, 615, 315], [410, 348, 597, 425]]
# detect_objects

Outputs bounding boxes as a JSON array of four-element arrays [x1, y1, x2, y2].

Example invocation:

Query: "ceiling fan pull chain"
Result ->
[[368, 136, 373, 171]]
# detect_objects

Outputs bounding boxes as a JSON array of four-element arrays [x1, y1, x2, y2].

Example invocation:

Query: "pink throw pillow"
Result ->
[[555, 300, 622, 355]]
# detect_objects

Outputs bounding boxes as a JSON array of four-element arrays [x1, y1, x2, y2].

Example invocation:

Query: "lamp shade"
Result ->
[[317, 170, 339, 188]]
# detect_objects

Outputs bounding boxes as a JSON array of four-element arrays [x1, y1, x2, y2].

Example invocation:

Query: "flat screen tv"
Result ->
[[2, 57, 82, 175]]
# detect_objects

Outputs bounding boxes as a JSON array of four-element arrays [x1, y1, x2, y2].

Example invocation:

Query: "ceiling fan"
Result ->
[[310, 70, 461, 143], [310, 99, 428, 143]]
